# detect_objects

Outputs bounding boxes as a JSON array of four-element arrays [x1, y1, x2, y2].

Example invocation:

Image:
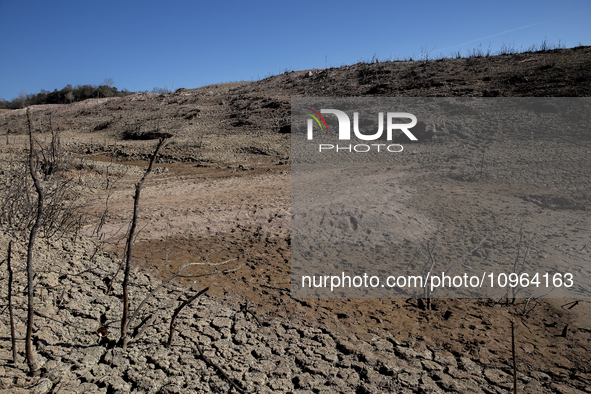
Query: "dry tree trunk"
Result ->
[[26, 108, 43, 375], [7, 241, 17, 364], [120, 137, 167, 350]]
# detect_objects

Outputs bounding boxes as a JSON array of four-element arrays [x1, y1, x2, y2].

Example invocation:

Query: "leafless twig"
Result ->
[[445, 232, 491, 273], [120, 137, 168, 350], [126, 260, 203, 337], [194, 342, 247, 394], [166, 287, 209, 347]]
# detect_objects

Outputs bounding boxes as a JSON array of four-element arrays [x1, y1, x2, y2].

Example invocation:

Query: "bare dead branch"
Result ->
[[165, 258, 238, 276], [174, 264, 242, 279], [120, 137, 168, 350], [26, 108, 42, 376], [259, 284, 290, 293], [7, 241, 17, 364], [234, 301, 261, 327], [34, 310, 93, 333], [445, 232, 492, 273], [194, 342, 247, 394], [126, 260, 197, 335], [166, 287, 209, 347]]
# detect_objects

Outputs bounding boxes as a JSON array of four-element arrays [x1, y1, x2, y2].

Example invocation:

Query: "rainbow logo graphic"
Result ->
[[303, 108, 329, 132]]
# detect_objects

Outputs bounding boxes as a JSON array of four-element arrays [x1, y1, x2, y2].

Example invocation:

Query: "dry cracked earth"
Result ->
[[1, 46, 591, 393]]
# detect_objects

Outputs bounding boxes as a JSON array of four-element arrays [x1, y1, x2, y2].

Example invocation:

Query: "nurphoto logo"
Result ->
[[303, 108, 418, 152]]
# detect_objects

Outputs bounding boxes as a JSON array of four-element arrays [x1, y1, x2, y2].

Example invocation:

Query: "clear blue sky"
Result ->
[[1, 0, 589, 101]]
